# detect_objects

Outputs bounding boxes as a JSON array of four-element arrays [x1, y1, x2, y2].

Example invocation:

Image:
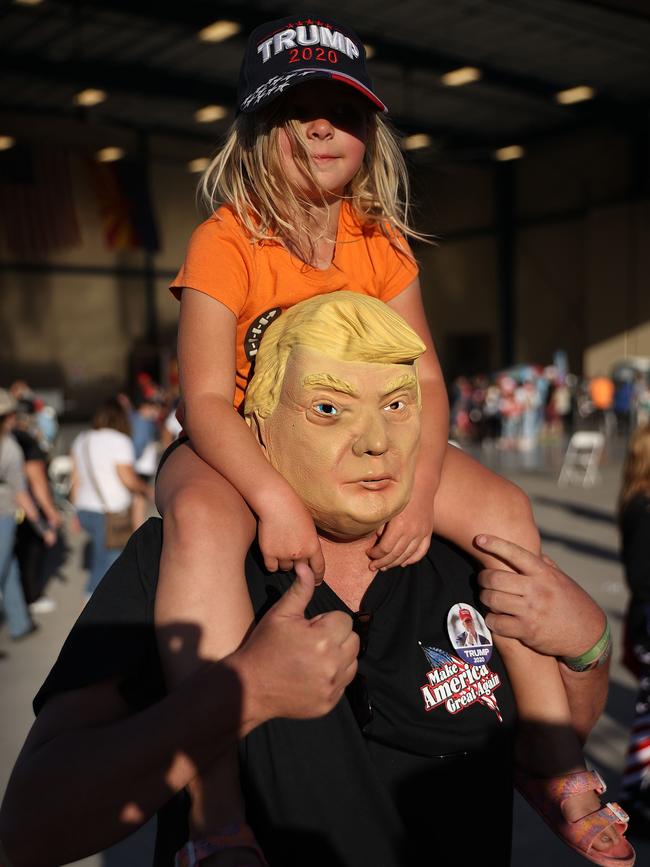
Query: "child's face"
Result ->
[[277, 80, 370, 201]]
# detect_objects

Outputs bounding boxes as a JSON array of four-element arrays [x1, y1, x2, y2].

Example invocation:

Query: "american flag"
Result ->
[[478, 693, 503, 722]]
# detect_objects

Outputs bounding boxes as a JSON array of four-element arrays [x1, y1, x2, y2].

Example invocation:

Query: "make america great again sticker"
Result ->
[[418, 645, 503, 722]]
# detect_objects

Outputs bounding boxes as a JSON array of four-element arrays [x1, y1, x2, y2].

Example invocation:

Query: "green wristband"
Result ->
[[561, 620, 611, 672]]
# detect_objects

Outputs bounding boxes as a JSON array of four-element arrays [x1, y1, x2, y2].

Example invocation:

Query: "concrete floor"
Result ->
[[1, 436, 649, 866]]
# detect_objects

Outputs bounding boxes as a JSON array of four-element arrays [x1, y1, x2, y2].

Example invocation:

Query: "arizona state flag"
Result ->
[[90, 158, 160, 252]]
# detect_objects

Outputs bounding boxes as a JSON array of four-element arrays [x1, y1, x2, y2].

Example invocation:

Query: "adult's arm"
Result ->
[[0, 569, 358, 867], [474, 535, 609, 740], [23, 458, 61, 527], [15, 488, 57, 547], [115, 462, 154, 499]]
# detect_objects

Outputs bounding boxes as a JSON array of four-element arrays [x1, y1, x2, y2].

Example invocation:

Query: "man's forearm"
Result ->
[[0, 658, 256, 867]]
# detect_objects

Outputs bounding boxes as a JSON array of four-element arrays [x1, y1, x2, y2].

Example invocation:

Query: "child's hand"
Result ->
[[366, 494, 434, 571], [258, 492, 325, 585]]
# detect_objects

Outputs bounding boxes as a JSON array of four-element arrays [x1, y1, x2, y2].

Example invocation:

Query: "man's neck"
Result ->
[[319, 531, 378, 612]]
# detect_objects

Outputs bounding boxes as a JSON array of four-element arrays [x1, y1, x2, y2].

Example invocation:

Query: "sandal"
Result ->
[[515, 769, 636, 866], [175, 820, 268, 867]]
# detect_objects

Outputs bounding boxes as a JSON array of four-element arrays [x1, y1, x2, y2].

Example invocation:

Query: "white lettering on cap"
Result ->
[[295, 25, 319, 46], [257, 26, 359, 62], [273, 29, 297, 55]]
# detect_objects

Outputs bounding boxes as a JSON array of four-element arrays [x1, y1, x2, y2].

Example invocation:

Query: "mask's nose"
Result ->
[[352, 411, 388, 457]]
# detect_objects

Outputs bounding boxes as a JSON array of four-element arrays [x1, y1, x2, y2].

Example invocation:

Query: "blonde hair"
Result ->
[[198, 98, 427, 262], [619, 423, 650, 515], [245, 291, 426, 418]]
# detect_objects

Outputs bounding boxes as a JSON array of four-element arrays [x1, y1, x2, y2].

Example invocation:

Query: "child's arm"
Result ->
[[367, 277, 449, 570], [178, 288, 324, 579]]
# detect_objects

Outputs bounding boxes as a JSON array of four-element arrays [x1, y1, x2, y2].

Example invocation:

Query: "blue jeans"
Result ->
[[78, 510, 121, 595], [0, 515, 32, 638]]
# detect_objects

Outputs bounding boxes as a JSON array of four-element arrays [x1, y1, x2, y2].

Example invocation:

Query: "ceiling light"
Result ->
[[198, 20, 241, 43], [441, 66, 482, 87], [96, 146, 125, 163], [0, 136, 16, 151], [494, 145, 524, 161], [554, 85, 595, 105], [74, 89, 107, 107], [364, 44, 375, 60], [14, 0, 44, 6], [195, 105, 228, 123], [188, 158, 211, 173], [402, 133, 432, 151]]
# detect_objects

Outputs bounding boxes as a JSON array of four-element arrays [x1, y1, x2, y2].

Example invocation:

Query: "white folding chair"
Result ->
[[558, 431, 605, 487]]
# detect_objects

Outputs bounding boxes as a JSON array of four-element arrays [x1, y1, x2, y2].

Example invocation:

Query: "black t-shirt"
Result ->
[[13, 428, 47, 464], [34, 518, 516, 866]]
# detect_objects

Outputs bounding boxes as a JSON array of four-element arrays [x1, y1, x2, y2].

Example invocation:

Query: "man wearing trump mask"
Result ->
[[1, 293, 614, 867]]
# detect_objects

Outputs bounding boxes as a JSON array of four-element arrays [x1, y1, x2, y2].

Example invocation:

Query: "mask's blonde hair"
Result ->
[[245, 291, 426, 419], [198, 96, 427, 262], [619, 423, 650, 515]]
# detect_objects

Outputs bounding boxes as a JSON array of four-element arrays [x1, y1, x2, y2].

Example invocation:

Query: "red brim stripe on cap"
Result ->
[[330, 72, 387, 112]]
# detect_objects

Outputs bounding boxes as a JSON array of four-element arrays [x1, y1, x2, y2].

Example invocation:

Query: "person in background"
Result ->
[[615, 379, 635, 437], [0, 389, 54, 641], [635, 376, 650, 429], [160, 403, 182, 451], [589, 374, 615, 436], [70, 398, 153, 597], [128, 389, 162, 530], [9, 380, 59, 454], [12, 399, 63, 614], [618, 423, 650, 835]]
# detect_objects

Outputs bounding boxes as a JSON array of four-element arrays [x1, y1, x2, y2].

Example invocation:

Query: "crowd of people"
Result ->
[[0, 374, 181, 643], [450, 365, 650, 450]]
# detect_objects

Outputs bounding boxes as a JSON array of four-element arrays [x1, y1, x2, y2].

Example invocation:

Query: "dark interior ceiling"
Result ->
[[1, 0, 649, 160]]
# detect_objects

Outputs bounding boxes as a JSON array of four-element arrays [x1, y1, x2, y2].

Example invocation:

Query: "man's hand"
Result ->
[[235, 563, 359, 725], [366, 493, 434, 571], [42, 527, 57, 547], [474, 534, 606, 659]]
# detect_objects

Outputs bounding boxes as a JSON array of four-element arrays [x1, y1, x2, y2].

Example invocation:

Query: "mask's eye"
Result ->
[[314, 402, 338, 416], [385, 400, 405, 412]]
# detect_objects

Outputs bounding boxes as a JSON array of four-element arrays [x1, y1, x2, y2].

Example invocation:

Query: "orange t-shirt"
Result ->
[[170, 203, 419, 409]]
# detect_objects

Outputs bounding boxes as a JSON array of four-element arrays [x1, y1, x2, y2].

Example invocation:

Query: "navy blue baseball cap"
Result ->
[[237, 15, 387, 114]]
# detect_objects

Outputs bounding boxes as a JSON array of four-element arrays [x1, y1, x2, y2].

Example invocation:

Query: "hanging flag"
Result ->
[[89, 157, 160, 252], [0, 144, 81, 258]]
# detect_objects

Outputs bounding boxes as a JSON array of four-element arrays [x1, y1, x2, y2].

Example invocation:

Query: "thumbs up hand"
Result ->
[[234, 564, 359, 727]]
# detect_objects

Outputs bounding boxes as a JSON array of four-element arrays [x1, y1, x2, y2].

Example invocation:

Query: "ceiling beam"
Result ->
[[43, 0, 601, 106]]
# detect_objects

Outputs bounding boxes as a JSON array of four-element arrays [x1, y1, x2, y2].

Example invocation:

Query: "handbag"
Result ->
[[82, 434, 133, 549]]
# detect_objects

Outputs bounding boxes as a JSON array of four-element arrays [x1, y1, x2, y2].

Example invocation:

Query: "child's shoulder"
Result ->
[[194, 204, 246, 238], [186, 205, 255, 257], [342, 203, 406, 245]]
